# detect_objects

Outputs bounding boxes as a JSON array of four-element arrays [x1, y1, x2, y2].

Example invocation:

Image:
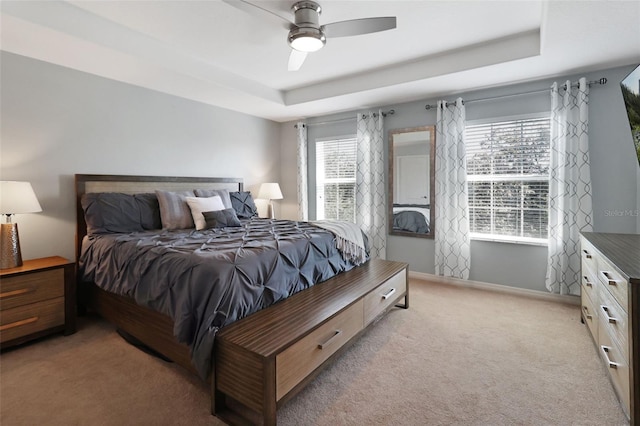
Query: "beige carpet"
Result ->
[[0, 279, 629, 425]]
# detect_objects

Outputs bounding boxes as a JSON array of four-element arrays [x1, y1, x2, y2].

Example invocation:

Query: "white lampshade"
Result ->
[[0, 181, 42, 215], [258, 183, 283, 201]]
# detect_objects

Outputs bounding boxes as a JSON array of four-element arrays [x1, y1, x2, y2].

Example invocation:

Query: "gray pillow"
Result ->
[[156, 190, 196, 230], [229, 191, 258, 218], [81, 192, 161, 235], [203, 208, 242, 228], [193, 189, 232, 209], [135, 193, 162, 230]]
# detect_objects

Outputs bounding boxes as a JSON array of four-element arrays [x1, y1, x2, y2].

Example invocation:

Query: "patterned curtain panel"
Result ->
[[546, 78, 593, 295], [434, 98, 471, 279], [296, 121, 309, 221], [356, 111, 386, 259]]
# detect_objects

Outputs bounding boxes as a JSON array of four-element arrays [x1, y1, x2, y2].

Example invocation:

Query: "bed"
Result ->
[[75, 174, 408, 425], [392, 204, 430, 234]]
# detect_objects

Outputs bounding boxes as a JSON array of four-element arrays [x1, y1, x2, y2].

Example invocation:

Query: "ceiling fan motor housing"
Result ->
[[288, 1, 326, 52]]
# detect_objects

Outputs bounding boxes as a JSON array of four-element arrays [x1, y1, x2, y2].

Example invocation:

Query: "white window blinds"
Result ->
[[316, 137, 357, 221], [465, 116, 551, 243]]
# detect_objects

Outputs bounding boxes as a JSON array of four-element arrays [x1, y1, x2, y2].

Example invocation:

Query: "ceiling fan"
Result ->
[[223, 0, 397, 71]]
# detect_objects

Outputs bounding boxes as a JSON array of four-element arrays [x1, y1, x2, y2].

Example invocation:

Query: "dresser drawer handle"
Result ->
[[382, 288, 396, 300], [600, 271, 618, 286], [582, 249, 592, 259], [581, 306, 592, 320], [318, 330, 342, 350], [0, 316, 38, 331], [600, 305, 618, 324], [601, 345, 620, 369], [582, 276, 592, 288], [0, 287, 35, 299]]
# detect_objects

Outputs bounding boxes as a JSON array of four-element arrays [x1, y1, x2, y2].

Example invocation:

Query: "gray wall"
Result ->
[[1, 52, 282, 262], [279, 64, 640, 292]]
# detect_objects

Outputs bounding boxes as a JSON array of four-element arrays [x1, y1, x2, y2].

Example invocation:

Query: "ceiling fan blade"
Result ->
[[222, 0, 294, 30], [288, 49, 308, 71], [322, 16, 396, 38]]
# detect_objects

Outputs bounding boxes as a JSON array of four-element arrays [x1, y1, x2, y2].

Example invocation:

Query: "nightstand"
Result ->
[[0, 256, 76, 348]]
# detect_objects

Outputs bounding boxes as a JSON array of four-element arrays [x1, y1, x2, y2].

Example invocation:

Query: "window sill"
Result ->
[[470, 234, 548, 247]]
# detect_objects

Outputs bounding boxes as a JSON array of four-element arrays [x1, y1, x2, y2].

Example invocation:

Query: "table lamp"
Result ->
[[258, 183, 283, 219], [0, 181, 42, 269]]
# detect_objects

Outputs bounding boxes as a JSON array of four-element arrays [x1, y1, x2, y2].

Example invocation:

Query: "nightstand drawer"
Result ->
[[0, 297, 65, 343], [0, 269, 64, 311]]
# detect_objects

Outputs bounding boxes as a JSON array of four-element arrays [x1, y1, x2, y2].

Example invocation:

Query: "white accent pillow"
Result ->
[[185, 196, 225, 230]]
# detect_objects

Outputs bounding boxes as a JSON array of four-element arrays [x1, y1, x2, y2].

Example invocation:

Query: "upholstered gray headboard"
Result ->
[[75, 174, 243, 261]]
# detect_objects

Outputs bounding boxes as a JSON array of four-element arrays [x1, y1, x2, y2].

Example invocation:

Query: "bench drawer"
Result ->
[[276, 299, 364, 400], [364, 269, 406, 326]]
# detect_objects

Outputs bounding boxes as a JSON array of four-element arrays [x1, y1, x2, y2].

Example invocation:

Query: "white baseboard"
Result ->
[[408, 270, 580, 306]]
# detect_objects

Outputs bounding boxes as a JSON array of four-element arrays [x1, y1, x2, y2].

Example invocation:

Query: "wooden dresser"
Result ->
[[0, 256, 76, 348], [213, 259, 408, 426], [580, 232, 640, 424]]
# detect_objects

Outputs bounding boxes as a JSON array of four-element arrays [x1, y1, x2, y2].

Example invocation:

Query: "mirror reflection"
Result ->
[[388, 126, 435, 238]]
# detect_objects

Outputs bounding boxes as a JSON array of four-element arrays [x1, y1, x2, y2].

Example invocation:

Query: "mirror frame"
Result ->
[[388, 125, 436, 239]]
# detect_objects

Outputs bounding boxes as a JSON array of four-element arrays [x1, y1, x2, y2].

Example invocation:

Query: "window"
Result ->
[[465, 116, 550, 244], [316, 136, 357, 221]]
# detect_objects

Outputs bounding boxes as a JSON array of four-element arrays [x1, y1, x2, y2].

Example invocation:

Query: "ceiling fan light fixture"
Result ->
[[288, 27, 326, 52]]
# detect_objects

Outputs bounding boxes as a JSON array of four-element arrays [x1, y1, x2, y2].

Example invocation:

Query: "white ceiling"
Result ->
[[2, 1, 639, 123]]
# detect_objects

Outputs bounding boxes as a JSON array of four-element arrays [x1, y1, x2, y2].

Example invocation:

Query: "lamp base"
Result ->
[[268, 201, 276, 219], [1, 223, 23, 269]]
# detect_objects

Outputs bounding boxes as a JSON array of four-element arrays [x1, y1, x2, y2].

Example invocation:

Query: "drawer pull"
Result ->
[[0, 287, 35, 299], [382, 288, 396, 300], [581, 306, 592, 320], [582, 276, 592, 288], [318, 330, 342, 350], [600, 305, 618, 324], [582, 249, 592, 259], [600, 271, 618, 286], [600, 345, 620, 369], [0, 316, 38, 331]]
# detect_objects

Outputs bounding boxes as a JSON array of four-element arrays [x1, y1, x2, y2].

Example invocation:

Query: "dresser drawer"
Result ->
[[581, 285, 598, 342], [598, 284, 629, 362], [0, 269, 64, 311], [580, 238, 598, 277], [0, 297, 65, 343], [598, 319, 630, 417], [581, 271, 598, 303], [597, 257, 629, 311], [364, 268, 407, 326], [276, 299, 364, 400]]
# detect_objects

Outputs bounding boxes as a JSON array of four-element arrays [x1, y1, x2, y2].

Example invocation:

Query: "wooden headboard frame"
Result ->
[[75, 174, 244, 264]]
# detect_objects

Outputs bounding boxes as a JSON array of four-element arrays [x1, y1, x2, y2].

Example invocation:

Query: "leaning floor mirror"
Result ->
[[388, 125, 436, 238]]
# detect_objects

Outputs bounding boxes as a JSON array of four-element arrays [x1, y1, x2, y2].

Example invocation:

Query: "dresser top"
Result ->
[[582, 232, 640, 284]]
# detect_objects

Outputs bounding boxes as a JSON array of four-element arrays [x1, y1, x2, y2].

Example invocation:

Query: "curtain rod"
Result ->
[[424, 78, 608, 110], [294, 109, 395, 128]]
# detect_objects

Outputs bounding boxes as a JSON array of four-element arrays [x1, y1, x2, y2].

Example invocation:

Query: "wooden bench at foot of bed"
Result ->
[[212, 258, 409, 426]]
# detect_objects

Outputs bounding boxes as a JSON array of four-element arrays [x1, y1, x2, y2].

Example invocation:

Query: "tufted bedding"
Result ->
[[79, 217, 366, 378]]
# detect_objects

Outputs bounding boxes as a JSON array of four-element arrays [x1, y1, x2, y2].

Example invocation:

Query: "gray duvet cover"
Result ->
[[79, 218, 366, 379]]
